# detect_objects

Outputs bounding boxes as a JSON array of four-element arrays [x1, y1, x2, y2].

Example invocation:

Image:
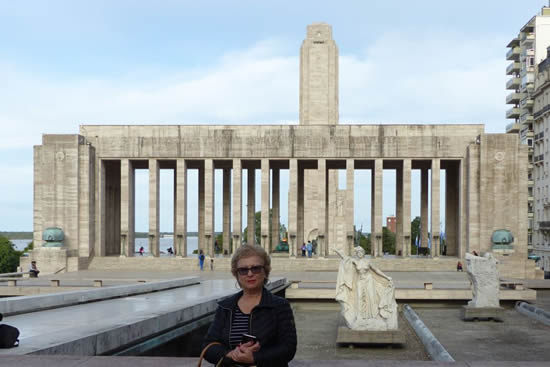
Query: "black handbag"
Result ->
[[0, 313, 19, 348]]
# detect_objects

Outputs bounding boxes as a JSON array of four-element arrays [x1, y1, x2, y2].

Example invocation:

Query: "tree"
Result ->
[[0, 235, 21, 273], [410, 216, 421, 255], [243, 209, 285, 247], [358, 232, 370, 254], [243, 211, 261, 246], [215, 233, 223, 253], [382, 227, 395, 254]]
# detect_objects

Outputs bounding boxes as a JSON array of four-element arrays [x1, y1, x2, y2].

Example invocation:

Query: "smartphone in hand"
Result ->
[[241, 333, 257, 344]]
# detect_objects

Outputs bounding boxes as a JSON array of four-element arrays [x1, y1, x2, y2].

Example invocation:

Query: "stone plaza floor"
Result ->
[[1, 269, 549, 363]]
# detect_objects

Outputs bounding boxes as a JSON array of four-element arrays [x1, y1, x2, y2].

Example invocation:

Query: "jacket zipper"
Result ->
[[228, 307, 233, 347], [249, 308, 254, 336]]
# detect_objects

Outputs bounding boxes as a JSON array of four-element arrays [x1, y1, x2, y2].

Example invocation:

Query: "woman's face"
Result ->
[[236, 255, 265, 292]]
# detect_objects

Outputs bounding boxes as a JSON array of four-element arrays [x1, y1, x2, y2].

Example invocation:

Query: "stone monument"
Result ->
[[334, 247, 404, 344], [462, 252, 503, 321]]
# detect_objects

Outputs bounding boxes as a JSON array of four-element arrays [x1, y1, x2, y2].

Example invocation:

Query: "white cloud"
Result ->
[[0, 39, 299, 151], [339, 32, 509, 131]]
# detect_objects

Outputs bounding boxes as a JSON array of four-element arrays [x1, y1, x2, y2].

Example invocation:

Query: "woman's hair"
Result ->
[[231, 244, 271, 283]]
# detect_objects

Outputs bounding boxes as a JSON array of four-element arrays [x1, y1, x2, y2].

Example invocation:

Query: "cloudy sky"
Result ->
[[0, 1, 545, 233]]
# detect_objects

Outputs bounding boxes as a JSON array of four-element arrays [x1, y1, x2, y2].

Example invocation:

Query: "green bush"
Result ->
[[0, 235, 21, 273]]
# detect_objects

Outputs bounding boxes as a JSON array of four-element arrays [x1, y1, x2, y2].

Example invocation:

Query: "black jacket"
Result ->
[[202, 287, 297, 367]]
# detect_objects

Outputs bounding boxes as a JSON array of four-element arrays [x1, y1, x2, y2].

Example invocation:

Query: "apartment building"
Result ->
[[533, 46, 550, 274], [506, 7, 550, 252]]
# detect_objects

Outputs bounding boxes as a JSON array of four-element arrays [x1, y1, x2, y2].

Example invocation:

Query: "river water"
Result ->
[[10, 237, 199, 256]]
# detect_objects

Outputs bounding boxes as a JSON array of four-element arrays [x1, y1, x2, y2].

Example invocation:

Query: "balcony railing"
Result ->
[[507, 37, 520, 48], [521, 114, 534, 124], [521, 32, 535, 43], [506, 123, 520, 133], [539, 221, 550, 230], [506, 92, 523, 104], [506, 62, 521, 75], [506, 107, 520, 119], [507, 46, 521, 61], [506, 77, 520, 90], [534, 104, 550, 119]]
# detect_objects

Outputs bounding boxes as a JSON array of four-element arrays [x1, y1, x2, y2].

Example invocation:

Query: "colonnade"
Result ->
[[106, 158, 460, 258]]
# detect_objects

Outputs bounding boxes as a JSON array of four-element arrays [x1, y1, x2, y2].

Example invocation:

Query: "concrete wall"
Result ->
[[79, 124, 484, 159], [478, 134, 530, 278]]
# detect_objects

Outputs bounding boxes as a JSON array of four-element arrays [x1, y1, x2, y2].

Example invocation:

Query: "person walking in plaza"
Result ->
[[202, 244, 297, 366], [301, 243, 306, 257], [306, 241, 313, 258], [139, 246, 144, 256], [199, 250, 205, 271], [457, 261, 463, 272]]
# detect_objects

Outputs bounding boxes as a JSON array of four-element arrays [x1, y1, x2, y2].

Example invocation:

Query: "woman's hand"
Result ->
[[231, 341, 261, 364]]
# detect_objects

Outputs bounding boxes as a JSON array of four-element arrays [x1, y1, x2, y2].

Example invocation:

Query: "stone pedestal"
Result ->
[[336, 317, 405, 345], [25, 247, 68, 275], [461, 306, 504, 321], [336, 326, 405, 345]]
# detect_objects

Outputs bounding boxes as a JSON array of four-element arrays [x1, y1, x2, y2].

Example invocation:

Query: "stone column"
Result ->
[[261, 159, 270, 252], [402, 159, 412, 257], [288, 159, 298, 257], [198, 163, 205, 253], [346, 159, 355, 256], [431, 159, 440, 257], [120, 159, 135, 257], [421, 166, 429, 250], [318, 159, 327, 257], [204, 159, 215, 256], [297, 163, 305, 254], [445, 162, 460, 256], [396, 162, 403, 257], [98, 160, 106, 256], [175, 159, 187, 257], [466, 146, 480, 257], [223, 168, 231, 254], [149, 159, 160, 257], [371, 159, 383, 257], [247, 168, 256, 246], [271, 168, 280, 253], [173, 166, 177, 255], [232, 159, 242, 252], [33, 146, 43, 248]]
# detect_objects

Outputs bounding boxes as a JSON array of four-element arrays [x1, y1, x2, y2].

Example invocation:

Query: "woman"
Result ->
[[202, 245, 297, 366]]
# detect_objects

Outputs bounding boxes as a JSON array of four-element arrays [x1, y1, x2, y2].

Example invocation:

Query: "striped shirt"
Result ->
[[229, 306, 250, 348]]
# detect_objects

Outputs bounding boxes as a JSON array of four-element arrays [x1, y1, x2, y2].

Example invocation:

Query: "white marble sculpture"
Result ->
[[465, 252, 500, 308], [335, 247, 398, 331]]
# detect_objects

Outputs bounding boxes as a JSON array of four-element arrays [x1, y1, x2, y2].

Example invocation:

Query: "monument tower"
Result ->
[[300, 23, 339, 125]]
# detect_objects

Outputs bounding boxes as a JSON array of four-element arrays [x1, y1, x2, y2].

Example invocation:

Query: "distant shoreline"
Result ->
[[2, 231, 205, 239], [1, 231, 32, 239]]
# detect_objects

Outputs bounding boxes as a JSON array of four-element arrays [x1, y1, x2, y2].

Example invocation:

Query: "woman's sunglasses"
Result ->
[[237, 265, 264, 276]]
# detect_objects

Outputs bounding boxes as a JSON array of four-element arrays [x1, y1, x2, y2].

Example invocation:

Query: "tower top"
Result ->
[[306, 23, 333, 42]]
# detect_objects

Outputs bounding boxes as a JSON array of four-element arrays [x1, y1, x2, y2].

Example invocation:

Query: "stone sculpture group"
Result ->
[[335, 247, 398, 331]]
